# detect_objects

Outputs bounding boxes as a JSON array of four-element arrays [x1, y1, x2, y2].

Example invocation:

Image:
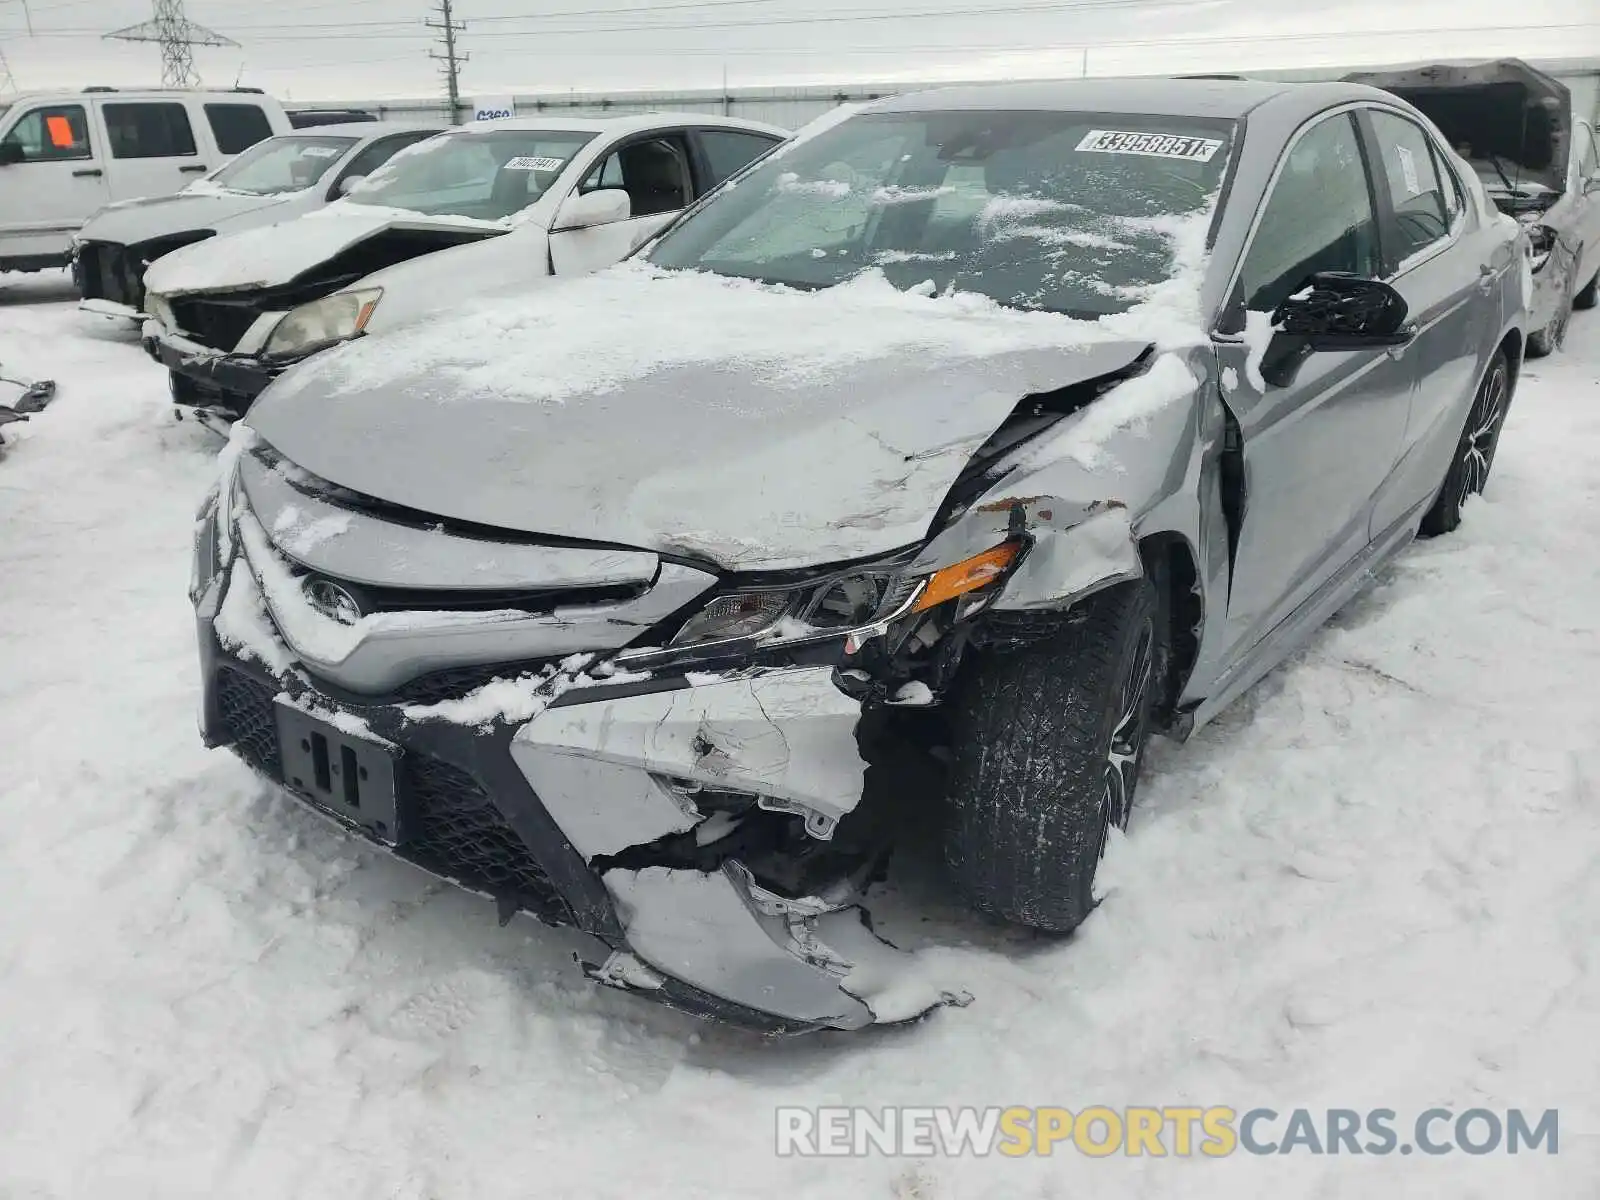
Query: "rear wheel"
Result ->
[[943, 575, 1165, 932], [1419, 352, 1510, 538]]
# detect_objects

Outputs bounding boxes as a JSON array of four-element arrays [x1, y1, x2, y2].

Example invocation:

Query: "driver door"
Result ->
[[0, 103, 109, 261], [549, 134, 693, 276], [1213, 109, 1415, 660]]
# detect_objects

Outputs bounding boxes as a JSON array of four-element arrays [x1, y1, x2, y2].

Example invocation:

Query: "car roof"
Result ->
[[868, 76, 1306, 120], [287, 120, 446, 138], [457, 111, 788, 138]]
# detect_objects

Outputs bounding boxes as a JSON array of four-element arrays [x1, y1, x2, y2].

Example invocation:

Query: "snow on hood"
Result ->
[[142, 205, 504, 298], [245, 264, 1197, 570], [77, 190, 290, 248]]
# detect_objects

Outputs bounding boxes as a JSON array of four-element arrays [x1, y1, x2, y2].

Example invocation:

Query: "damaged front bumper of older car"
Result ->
[[187, 440, 1055, 1030]]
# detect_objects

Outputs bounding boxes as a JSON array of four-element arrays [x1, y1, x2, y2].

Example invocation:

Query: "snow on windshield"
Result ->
[[342, 128, 596, 221], [647, 110, 1234, 319], [202, 134, 359, 196]]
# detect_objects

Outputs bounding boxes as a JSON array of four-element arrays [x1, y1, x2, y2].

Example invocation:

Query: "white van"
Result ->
[[0, 87, 292, 274]]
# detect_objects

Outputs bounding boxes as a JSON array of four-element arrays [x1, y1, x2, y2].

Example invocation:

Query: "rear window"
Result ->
[[205, 103, 274, 155], [103, 102, 197, 159]]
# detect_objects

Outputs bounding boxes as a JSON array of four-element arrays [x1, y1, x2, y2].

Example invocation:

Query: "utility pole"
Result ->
[[427, 0, 467, 125], [105, 0, 237, 89]]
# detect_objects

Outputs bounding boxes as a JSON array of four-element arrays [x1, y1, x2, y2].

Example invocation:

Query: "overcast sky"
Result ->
[[1, 0, 1595, 101]]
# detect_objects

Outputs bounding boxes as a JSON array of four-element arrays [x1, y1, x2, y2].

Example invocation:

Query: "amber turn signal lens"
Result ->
[[912, 541, 1023, 613]]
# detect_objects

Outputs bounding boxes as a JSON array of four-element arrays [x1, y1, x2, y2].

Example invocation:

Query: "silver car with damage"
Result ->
[[190, 78, 1527, 1031]]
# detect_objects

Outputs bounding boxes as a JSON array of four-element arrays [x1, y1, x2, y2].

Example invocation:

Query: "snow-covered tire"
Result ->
[[1420, 351, 1510, 538], [943, 575, 1164, 933], [1575, 268, 1598, 311]]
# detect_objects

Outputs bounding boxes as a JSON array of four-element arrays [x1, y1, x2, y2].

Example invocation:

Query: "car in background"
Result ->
[[141, 112, 787, 430], [288, 109, 379, 129], [189, 78, 1525, 1030], [0, 87, 291, 275], [1347, 59, 1600, 355], [73, 122, 448, 317]]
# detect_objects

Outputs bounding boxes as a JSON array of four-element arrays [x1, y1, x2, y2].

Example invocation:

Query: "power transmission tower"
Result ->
[[427, 0, 467, 125], [105, 0, 237, 89], [0, 47, 15, 94]]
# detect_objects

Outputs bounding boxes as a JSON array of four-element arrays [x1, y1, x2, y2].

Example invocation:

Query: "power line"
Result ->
[[104, 0, 236, 87], [426, 0, 465, 123]]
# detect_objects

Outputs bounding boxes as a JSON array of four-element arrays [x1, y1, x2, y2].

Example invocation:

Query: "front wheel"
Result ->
[[1419, 352, 1510, 538], [943, 576, 1165, 933], [1575, 267, 1598, 311]]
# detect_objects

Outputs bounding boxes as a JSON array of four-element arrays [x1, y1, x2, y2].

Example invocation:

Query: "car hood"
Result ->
[[245, 265, 1167, 571], [1346, 58, 1572, 193], [77, 190, 291, 247], [142, 205, 505, 298]]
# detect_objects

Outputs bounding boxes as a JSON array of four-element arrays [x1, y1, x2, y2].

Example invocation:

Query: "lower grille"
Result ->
[[215, 668, 283, 778], [391, 660, 551, 707], [400, 754, 573, 925], [171, 298, 261, 352]]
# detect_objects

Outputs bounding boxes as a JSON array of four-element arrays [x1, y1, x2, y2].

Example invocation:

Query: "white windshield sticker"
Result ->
[[1395, 144, 1421, 195], [300, 146, 342, 159], [503, 156, 565, 172], [1075, 129, 1224, 162]]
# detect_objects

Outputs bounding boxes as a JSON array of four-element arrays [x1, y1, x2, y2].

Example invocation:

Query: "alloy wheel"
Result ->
[[1100, 616, 1156, 847], [1460, 365, 1507, 506]]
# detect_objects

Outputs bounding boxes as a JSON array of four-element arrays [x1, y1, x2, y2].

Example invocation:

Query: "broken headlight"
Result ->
[[669, 590, 792, 647], [265, 288, 382, 358], [1528, 224, 1555, 274]]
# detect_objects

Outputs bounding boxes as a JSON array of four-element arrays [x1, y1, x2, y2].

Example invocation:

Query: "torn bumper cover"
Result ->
[[192, 500, 975, 1030], [146, 324, 283, 423]]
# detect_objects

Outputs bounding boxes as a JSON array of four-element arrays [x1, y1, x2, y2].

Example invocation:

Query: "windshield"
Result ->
[[343, 128, 595, 221], [648, 110, 1234, 317], [204, 134, 359, 195]]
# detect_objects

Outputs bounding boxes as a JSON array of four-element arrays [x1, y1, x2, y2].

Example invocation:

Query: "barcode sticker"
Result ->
[[503, 156, 565, 171], [1075, 130, 1224, 162]]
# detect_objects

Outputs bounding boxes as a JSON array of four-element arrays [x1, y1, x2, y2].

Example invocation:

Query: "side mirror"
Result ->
[[552, 187, 631, 232], [1256, 273, 1415, 388], [335, 174, 367, 198], [0, 141, 25, 167], [1273, 272, 1413, 349]]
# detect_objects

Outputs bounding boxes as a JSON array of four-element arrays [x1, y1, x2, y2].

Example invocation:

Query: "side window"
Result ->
[[581, 135, 693, 218], [1367, 110, 1451, 262], [339, 133, 437, 183], [1429, 142, 1463, 225], [1239, 113, 1381, 314], [204, 104, 273, 155], [698, 130, 782, 188], [102, 102, 198, 159], [0, 105, 92, 162]]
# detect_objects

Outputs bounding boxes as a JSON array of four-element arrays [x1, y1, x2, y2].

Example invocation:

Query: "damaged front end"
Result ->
[[191, 338, 1188, 1029]]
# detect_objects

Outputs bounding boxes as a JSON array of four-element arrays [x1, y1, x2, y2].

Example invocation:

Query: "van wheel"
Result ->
[[1420, 352, 1510, 538], [943, 575, 1166, 933]]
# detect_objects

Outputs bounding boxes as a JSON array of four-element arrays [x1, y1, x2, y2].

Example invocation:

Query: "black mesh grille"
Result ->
[[171, 298, 261, 352], [215, 668, 282, 778], [390, 661, 551, 707], [400, 754, 572, 925]]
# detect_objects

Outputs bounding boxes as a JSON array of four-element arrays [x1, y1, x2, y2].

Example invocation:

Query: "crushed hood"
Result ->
[[245, 266, 1167, 571], [142, 205, 505, 298], [1346, 58, 1572, 193], [78, 191, 290, 248]]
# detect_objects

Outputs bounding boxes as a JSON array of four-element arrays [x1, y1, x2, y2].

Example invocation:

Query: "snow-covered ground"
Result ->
[[2, 267, 1598, 1198]]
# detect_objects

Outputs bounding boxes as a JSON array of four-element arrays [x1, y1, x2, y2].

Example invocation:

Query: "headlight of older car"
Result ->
[[265, 288, 382, 358]]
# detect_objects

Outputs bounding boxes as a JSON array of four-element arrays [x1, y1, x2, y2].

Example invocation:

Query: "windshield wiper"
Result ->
[[1488, 154, 1530, 197]]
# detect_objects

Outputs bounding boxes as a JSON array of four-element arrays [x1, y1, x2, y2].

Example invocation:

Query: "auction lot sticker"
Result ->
[[1076, 130, 1224, 161]]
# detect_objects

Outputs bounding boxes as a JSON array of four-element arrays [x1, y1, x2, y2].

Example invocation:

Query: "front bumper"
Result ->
[[146, 325, 285, 423], [191, 508, 952, 1031]]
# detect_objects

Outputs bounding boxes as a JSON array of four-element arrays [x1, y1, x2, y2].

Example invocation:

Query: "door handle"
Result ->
[[1476, 263, 1496, 294], [179, 164, 209, 173], [72, 168, 102, 178]]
